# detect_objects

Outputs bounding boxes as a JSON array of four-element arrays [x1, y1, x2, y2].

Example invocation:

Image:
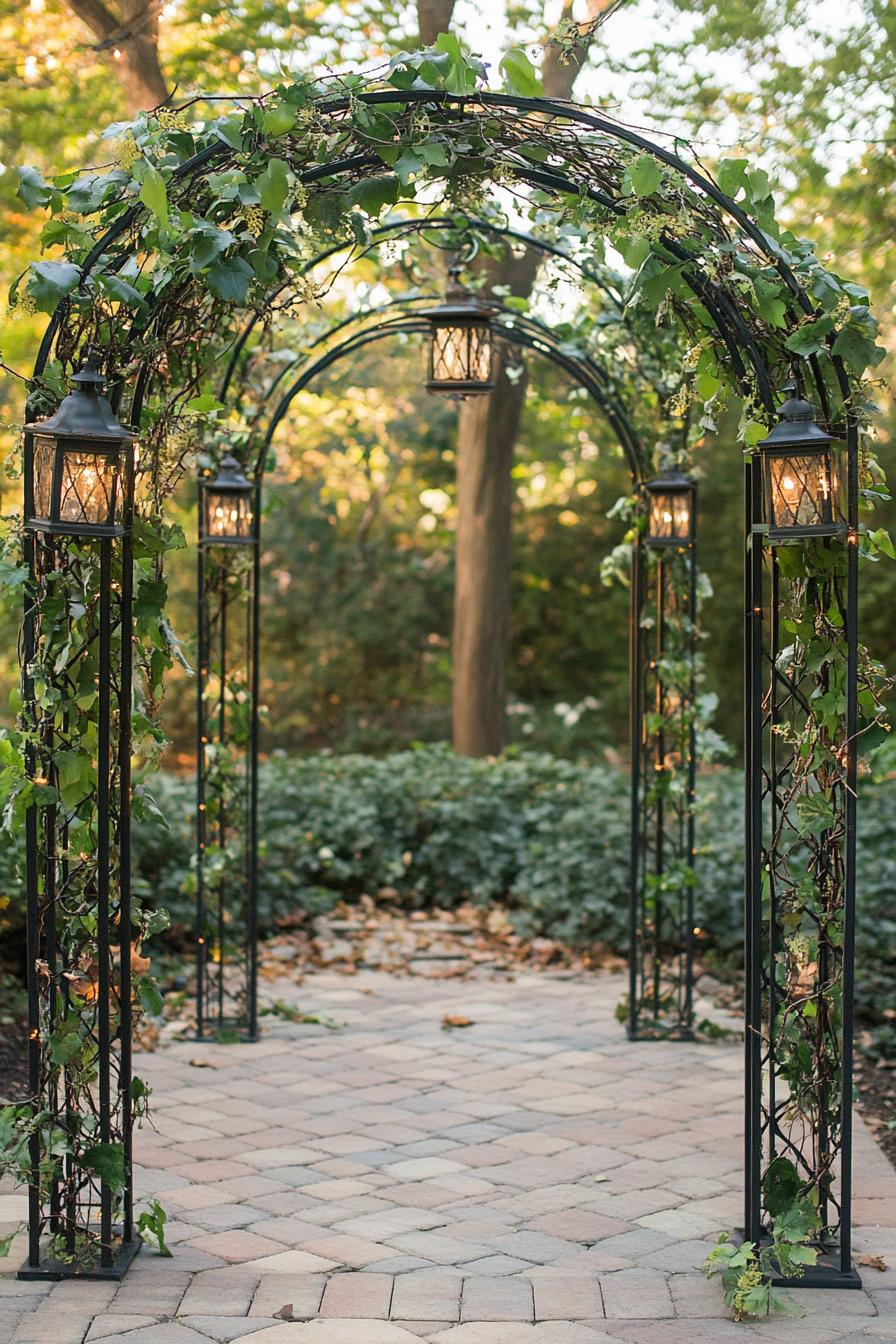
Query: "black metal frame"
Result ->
[[21, 86, 864, 1289], [19, 423, 138, 1279], [744, 419, 861, 1287], [195, 479, 260, 1042], [628, 510, 698, 1041]]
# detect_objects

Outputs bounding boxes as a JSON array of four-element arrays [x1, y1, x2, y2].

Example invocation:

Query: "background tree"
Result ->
[[1, 0, 893, 762]]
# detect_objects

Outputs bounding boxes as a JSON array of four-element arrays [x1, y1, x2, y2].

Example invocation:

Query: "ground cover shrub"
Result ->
[[0, 745, 892, 1046]]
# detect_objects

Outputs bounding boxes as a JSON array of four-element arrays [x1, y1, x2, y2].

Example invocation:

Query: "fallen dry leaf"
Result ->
[[274, 1305, 294, 1320], [857, 1254, 888, 1272], [442, 1014, 474, 1030], [188, 1058, 218, 1069]]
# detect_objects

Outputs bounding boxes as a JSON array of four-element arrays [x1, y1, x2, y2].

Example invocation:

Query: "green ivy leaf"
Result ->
[[95, 273, 147, 310], [205, 256, 254, 304], [134, 578, 168, 622], [715, 158, 749, 199], [27, 260, 81, 313], [628, 155, 664, 197], [762, 1155, 802, 1218], [868, 527, 896, 559], [262, 103, 298, 137], [796, 792, 836, 837], [184, 393, 226, 415], [499, 47, 543, 98], [82, 1142, 126, 1193], [832, 323, 887, 373], [784, 317, 834, 358], [138, 976, 165, 1017], [256, 158, 291, 215], [139, 165, 169, 232], [188, 223, 236, 273], [347, 176, 399, 218], [137, 1199, 172, 1257], [16, 165, 52, 209]]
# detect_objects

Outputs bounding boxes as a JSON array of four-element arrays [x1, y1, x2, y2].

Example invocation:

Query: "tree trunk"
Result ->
[[448, 1, 607, 756], [66, 0, 168, 114], [418, 0, 456, 44], [452, 248, 539, 756], [452, 349, 528, 757]]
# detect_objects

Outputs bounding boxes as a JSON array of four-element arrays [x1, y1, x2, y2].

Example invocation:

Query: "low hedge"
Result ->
[[1, 746, 893, 1044]]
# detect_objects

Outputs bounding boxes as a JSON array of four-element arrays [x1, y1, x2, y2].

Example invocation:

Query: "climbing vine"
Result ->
[[2, 32, 890, 1297]]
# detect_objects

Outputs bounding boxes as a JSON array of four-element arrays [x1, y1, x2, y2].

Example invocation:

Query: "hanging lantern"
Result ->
[[643, 468, 696, 548], [422, 265, 495, 399], [199, 454, 255, 545], [24, 353, 136, 538], [757, 384, 844, 540]]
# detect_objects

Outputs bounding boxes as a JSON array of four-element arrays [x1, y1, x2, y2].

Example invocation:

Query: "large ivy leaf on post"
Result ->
[[82, 1143, 126, 1194], [138, 164, 169, 232]]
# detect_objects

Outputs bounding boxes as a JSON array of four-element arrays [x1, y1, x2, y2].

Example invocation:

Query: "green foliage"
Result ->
[[137, 1200, 172, 1258], [2, 18, 891, 1285], [80, 748, 891, 1057]]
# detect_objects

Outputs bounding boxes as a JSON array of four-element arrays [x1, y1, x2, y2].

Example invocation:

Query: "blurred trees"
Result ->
[[1, 0, 893, 764]]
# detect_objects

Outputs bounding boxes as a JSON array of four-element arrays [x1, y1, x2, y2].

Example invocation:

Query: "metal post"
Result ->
[[247, 487, 261, 1041], [628, 537, 643, 1041]]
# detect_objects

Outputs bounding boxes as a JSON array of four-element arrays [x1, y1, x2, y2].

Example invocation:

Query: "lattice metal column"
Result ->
[[628, 473, 699, 1041], [20, 367, 138, 1279], [195, 464, 259, 1042], [744, 403, 860, 1287]]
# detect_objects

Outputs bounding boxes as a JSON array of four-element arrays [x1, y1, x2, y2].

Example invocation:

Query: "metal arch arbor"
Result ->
[[193, 293, 700, 1052], [19, 85, 863, 1288]]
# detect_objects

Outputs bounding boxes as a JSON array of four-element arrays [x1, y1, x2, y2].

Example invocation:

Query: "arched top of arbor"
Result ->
[[16, 47, 885, 492], [217, 212, 633, 402], [239, 296, 646, 479]]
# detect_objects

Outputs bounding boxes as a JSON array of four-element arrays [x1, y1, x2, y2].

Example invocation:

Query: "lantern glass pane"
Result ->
[[59, 448, 118, 527], [648, 490, 691, 542], [33, 435, 56, 519], [430, 322, 491, 388], [206, 490, 253, 542], [768, 451, 834, 530]]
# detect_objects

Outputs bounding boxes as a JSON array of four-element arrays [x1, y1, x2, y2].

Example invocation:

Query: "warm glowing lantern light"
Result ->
[[643, 468, 696, 548], [423, 265, 494, 399], [24, 353, 136, 538], [199, 454, 255, 545], [757, 384, 844, 539]]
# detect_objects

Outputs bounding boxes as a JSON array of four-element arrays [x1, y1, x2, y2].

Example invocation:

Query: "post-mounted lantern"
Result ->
[[643, 468, 696, 548], [757, 384, 844, 540], [423, 265, 495, 399], [24, 353, 136, 538], [199, 454, 255, 545]]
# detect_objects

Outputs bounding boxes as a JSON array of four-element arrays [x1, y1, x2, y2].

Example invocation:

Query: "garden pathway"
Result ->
[[2, 966, 895, 1343]]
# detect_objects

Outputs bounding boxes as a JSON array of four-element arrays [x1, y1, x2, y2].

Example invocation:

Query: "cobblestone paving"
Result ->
[[2, 968, 895, 1343]]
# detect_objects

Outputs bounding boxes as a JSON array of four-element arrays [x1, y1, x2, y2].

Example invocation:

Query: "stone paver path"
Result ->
[[2, 967, 896, 1342]]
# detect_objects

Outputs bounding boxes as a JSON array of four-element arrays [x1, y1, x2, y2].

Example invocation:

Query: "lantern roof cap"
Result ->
[[643, 466, 694, 493], [758, 381, 834, 451], [204, 452, 253, 493], [421, 264, 496, 325], [25, 350, 136, 444]]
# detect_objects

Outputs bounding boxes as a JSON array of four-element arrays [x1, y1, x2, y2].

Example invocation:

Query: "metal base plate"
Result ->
[[626, 1026, 695, 1042], [18, 1235, 141, 1282], [738, 1232, 861, 1290], [195, 1017, 258, 1044], [770, 1247, 862, 1290]]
